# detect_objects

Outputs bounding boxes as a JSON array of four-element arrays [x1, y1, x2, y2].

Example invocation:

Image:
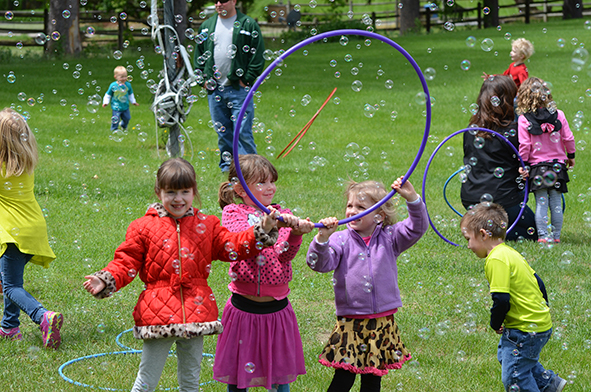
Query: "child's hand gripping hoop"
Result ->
[[232, 29, 432, 228], [421, 127, 530, 246]]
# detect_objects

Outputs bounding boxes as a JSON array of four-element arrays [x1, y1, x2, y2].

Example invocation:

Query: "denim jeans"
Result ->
[[497, 328, 558, 392], [1, 243, 46, 329], [208, 85, 257, 171], [111, 108, 131, 131]]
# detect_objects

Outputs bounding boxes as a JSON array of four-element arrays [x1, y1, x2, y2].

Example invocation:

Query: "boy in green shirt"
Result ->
[[460, 202, 566, 392]]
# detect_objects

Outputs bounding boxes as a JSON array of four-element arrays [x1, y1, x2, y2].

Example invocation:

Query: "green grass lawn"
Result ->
[[0, 17, 590, 391]]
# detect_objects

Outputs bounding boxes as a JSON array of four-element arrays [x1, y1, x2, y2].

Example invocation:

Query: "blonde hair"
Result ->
[[460, 202, 508, 240], [345, 180, 396, 226], [218, 155, 278, 209], [154, 158, 200, 205], [516, 77, 554, 115], [512, 38, 534, 61], [114, 65, 127, 77], [0, 108, 38, 178]]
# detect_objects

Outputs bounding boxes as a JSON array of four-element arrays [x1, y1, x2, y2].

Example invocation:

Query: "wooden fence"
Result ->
[[1, 1, 591, 48]]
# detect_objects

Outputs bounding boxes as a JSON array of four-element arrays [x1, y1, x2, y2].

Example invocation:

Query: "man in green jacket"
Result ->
[[194, 0, 265, 172]]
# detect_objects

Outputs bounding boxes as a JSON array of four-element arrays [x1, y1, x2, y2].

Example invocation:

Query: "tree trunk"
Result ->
[[483, 0, 499, 28], [399, 0, 420, 35], [174, 0, 187, 45], [46, 0, 82, 56], [563, 0, 583, 19]]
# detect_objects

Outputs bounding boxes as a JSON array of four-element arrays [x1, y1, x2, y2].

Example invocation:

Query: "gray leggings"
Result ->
[[534, 188, 563, 240], [131, 336, 204, 392]]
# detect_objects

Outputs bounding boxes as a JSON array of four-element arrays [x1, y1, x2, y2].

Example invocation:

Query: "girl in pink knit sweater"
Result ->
[[214, 155, 314, 392]]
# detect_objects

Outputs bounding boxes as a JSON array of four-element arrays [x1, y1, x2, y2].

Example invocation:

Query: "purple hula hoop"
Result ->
[[232, 29, 431, 228], [421, 127, 530, 246]]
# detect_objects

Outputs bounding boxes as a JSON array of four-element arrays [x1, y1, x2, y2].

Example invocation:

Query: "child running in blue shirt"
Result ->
[[103, 65, 139, 132]]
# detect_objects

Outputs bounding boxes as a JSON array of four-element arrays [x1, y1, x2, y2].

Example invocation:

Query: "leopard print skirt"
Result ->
[[318, 314, 411, 376]]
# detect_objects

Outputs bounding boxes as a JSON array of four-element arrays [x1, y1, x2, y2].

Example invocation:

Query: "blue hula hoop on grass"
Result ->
[[233, 29, 431, 228], [59, 329, 216, 390], [422, 127, 529, 246]]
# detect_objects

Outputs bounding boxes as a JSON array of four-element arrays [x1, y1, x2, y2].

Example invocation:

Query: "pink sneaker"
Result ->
[[0, 327, 22, 340], [40, 311, 63, 349]]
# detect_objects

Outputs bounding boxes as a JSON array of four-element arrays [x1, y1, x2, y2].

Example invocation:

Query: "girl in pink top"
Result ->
[[214, 154, 314, 392], [517, 77, 576, 243]]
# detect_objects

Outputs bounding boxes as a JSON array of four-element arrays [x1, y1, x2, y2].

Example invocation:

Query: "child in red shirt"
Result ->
[[483, 38, 534, 89]]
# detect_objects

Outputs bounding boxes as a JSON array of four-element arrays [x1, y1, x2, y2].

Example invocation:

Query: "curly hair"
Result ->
[[469, 75, 517, 139], [516, 77, 555, 115], [512, 38, 534, 61]]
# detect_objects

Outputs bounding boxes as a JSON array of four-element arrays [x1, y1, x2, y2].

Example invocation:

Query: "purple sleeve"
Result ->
[[390, 199, 429, 255], [307, 234, 342, 273]]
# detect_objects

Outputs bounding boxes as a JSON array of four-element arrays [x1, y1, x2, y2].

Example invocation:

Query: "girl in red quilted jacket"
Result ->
[[214, 155, 315, 392], [83, 158, 280, 392]]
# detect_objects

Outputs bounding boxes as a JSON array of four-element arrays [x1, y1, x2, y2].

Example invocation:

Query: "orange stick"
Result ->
[[277, 87, 337, 159]]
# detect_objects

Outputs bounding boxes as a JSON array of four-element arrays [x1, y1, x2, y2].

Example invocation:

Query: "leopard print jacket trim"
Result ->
[[91, 270, 117, 299], [254, 224, 279, 248], [133, 320, 223, 339]]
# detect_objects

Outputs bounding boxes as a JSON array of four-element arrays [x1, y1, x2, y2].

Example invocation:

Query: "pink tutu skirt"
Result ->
[[213, 297, 306, 389]]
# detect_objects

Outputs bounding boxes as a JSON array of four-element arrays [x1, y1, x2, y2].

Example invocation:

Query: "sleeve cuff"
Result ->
[[92, 270, 117, 299], [253, 224, 279, 248], [567, 152, 575, 159], [407, 196, 422, 205], [314, 235, 329, 245]]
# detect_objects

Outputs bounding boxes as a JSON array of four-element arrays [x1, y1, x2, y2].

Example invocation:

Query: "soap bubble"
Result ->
[[35, 33, 47, 45], [423, 67, 436, 81], [473, 136, 485, 149], [480, 193, 494, 203], [460, 60, 471, 71], [351, 80, 363, 92], [481, 38, 494, 52], [466, 36, 476, 47], [244, 362, 256, 373]]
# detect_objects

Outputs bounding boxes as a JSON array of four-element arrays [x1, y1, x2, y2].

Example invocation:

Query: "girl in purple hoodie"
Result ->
[[307, 177, 428, 392]]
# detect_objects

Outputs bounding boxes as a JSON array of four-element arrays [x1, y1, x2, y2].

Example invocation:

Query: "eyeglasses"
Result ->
[[215, 0, 231, 4]]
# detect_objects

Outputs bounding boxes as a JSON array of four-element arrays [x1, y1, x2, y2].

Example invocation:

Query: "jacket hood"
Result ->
[[524, 108, 562, 136]]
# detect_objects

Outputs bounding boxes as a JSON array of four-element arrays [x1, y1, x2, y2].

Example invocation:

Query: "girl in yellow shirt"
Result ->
[[0, 108, 62, 348]]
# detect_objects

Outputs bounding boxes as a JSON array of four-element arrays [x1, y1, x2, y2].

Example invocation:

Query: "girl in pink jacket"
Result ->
[[517, 77, 576, 243]]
